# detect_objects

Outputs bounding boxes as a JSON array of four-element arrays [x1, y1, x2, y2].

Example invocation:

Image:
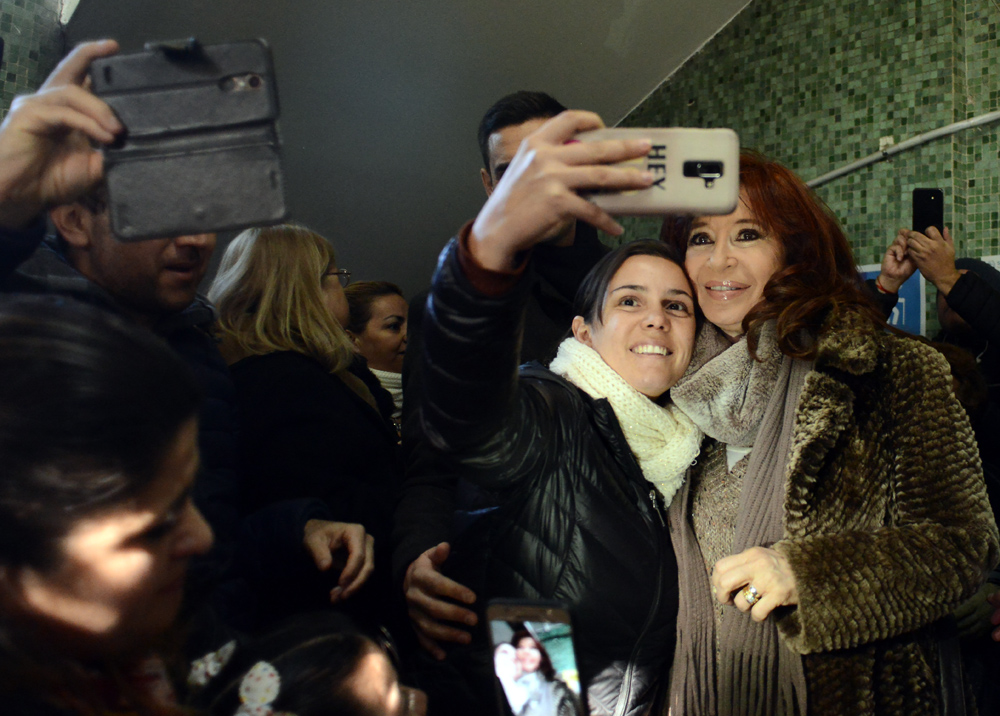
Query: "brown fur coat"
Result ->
[[756, 311, 1000, 714]]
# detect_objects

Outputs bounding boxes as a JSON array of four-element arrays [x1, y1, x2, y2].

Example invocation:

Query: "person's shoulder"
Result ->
[[879, 330, 950, 378], [231, 350, 323, 371], [518, 362, 596, 415], [230, 351, 334, 390], [815, 307, 888, 376]]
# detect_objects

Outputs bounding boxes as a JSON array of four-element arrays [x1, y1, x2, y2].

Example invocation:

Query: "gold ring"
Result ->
[[742, 585, 761, 606]]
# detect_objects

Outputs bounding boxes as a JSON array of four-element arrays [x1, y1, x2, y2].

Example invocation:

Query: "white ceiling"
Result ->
[[67, 0, 751, 295]]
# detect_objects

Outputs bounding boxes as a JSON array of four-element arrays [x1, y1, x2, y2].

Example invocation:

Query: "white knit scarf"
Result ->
[[548, 337, 702, 506], [370, 367, 403, 421]]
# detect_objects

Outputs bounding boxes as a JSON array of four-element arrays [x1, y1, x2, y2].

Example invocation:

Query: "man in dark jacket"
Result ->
[[395, 92, 610, 664], [0, 40, 375, 628]]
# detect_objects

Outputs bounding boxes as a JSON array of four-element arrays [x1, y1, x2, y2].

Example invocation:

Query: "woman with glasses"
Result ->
[[209, 224, 401, 626]]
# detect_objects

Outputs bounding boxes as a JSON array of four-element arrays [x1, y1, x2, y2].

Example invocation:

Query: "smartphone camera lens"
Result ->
[[220, 74, 263, 92], [683, 161, 724, 188]]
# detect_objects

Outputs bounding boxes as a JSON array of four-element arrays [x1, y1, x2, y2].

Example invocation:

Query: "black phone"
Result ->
[[912, 188, 944, 235], [487, 599, 585, 716], [89, 39, 287, 241]]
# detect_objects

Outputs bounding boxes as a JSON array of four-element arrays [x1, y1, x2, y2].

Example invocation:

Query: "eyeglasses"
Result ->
[[326, 268, 351, 287]]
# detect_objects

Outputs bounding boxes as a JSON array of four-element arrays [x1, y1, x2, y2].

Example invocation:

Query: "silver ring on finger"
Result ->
[[741, 584, 761, 606]]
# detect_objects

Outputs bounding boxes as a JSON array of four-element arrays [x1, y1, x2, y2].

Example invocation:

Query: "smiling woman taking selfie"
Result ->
[[413, 111, 700, 715], [0, 297, 213, 716], [660, 151, 999, 716]]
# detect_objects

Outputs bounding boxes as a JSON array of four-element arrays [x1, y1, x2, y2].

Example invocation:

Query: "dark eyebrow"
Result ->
[[493, 162, 511, 180], [610, 285, 693, 300], [690, 218, 758, 230]]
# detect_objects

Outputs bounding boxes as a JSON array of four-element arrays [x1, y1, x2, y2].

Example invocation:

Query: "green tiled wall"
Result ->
[[618, 0, 1000, 336], [0, 0, 63, 118]]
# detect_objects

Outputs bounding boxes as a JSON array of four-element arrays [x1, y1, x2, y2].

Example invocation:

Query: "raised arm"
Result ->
[[0, 40, 121, 231]]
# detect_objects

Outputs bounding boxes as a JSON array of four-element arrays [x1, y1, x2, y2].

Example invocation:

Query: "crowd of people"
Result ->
[[0, 37, 998, 716]]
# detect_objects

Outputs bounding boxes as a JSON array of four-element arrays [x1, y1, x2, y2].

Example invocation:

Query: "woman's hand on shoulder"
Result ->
[[469, 110, 653, 271], [711, 546, 799, 622]]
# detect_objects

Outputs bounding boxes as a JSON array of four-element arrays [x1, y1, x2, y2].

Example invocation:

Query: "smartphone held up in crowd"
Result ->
[[912, 187, 944, 235], [577, 127, 740, 216]]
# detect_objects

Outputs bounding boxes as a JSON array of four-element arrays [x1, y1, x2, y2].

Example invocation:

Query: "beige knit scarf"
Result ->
[[548, 337, 702, 506], [667, 322, 810, 716]]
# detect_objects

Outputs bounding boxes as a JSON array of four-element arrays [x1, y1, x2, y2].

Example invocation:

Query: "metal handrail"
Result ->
[[806, 110, 1000, 188]]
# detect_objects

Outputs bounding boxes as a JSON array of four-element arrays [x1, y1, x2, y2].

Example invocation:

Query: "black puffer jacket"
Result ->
[[417, 239, 680, 716]]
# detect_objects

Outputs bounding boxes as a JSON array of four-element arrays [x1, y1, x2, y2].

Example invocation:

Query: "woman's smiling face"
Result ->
[[572, 254, 696, 399], [683, 195, 784, 338], [515, 637, 542, 673]]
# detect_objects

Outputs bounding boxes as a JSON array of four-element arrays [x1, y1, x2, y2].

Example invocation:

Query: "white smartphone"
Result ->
[[487, 599, 585, 716], [576, 127, 740, 216]]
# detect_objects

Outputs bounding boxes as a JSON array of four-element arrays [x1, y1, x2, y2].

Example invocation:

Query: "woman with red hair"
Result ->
[[660, 151, 998, 716]]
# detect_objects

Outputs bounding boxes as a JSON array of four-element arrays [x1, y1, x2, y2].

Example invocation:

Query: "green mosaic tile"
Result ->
[[0, 0, 62, 119], [619, 0, 1000, 337]]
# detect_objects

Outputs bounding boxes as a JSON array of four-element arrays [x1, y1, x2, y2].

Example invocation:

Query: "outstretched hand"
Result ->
[[302, 519, 375, 603], [404, 542, 478, 660], [469, 110, 654, 271], [0, 39, 122, 230]]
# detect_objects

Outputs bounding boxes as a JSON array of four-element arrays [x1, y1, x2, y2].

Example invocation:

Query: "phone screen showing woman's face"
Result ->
[[490, 619, 583, 716]]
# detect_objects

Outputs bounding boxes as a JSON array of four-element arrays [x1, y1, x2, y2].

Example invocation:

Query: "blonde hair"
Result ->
[[209, 224, 354, 373]]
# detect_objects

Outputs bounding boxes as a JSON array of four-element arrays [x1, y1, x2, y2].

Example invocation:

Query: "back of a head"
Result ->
[[204, 613, 415, 716], [477, 91, 567, 170], [209, 224, 354, 372]]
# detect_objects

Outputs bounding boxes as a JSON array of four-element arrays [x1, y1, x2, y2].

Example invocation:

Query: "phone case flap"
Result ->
[[90, 40, 277, 137]]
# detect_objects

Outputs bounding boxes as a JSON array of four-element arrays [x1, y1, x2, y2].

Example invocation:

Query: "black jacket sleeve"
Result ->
[[946, 271, 1000, 345], [863, 277, 900, 321]]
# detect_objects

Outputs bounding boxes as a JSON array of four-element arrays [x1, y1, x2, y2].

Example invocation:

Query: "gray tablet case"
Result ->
[[89, 39, 287, 240]]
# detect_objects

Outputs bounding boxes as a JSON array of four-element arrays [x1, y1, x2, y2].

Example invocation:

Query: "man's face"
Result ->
[[480, 116, 574, 245], [82, 210, 216, 320], [480, 117, 550, 196]]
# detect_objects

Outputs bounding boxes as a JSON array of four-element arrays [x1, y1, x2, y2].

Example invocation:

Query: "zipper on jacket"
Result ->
[[613, 498, 666, 716], [648, 489, 666, 528]]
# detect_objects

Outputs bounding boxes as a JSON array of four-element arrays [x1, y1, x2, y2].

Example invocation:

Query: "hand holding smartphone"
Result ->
[[488, 600, 584, 716], [576, 127, 740, 216], [89, 39, 287, 240]]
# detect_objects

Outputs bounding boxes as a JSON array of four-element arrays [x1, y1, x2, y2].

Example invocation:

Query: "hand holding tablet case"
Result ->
[[89, 39, 288, 240]]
